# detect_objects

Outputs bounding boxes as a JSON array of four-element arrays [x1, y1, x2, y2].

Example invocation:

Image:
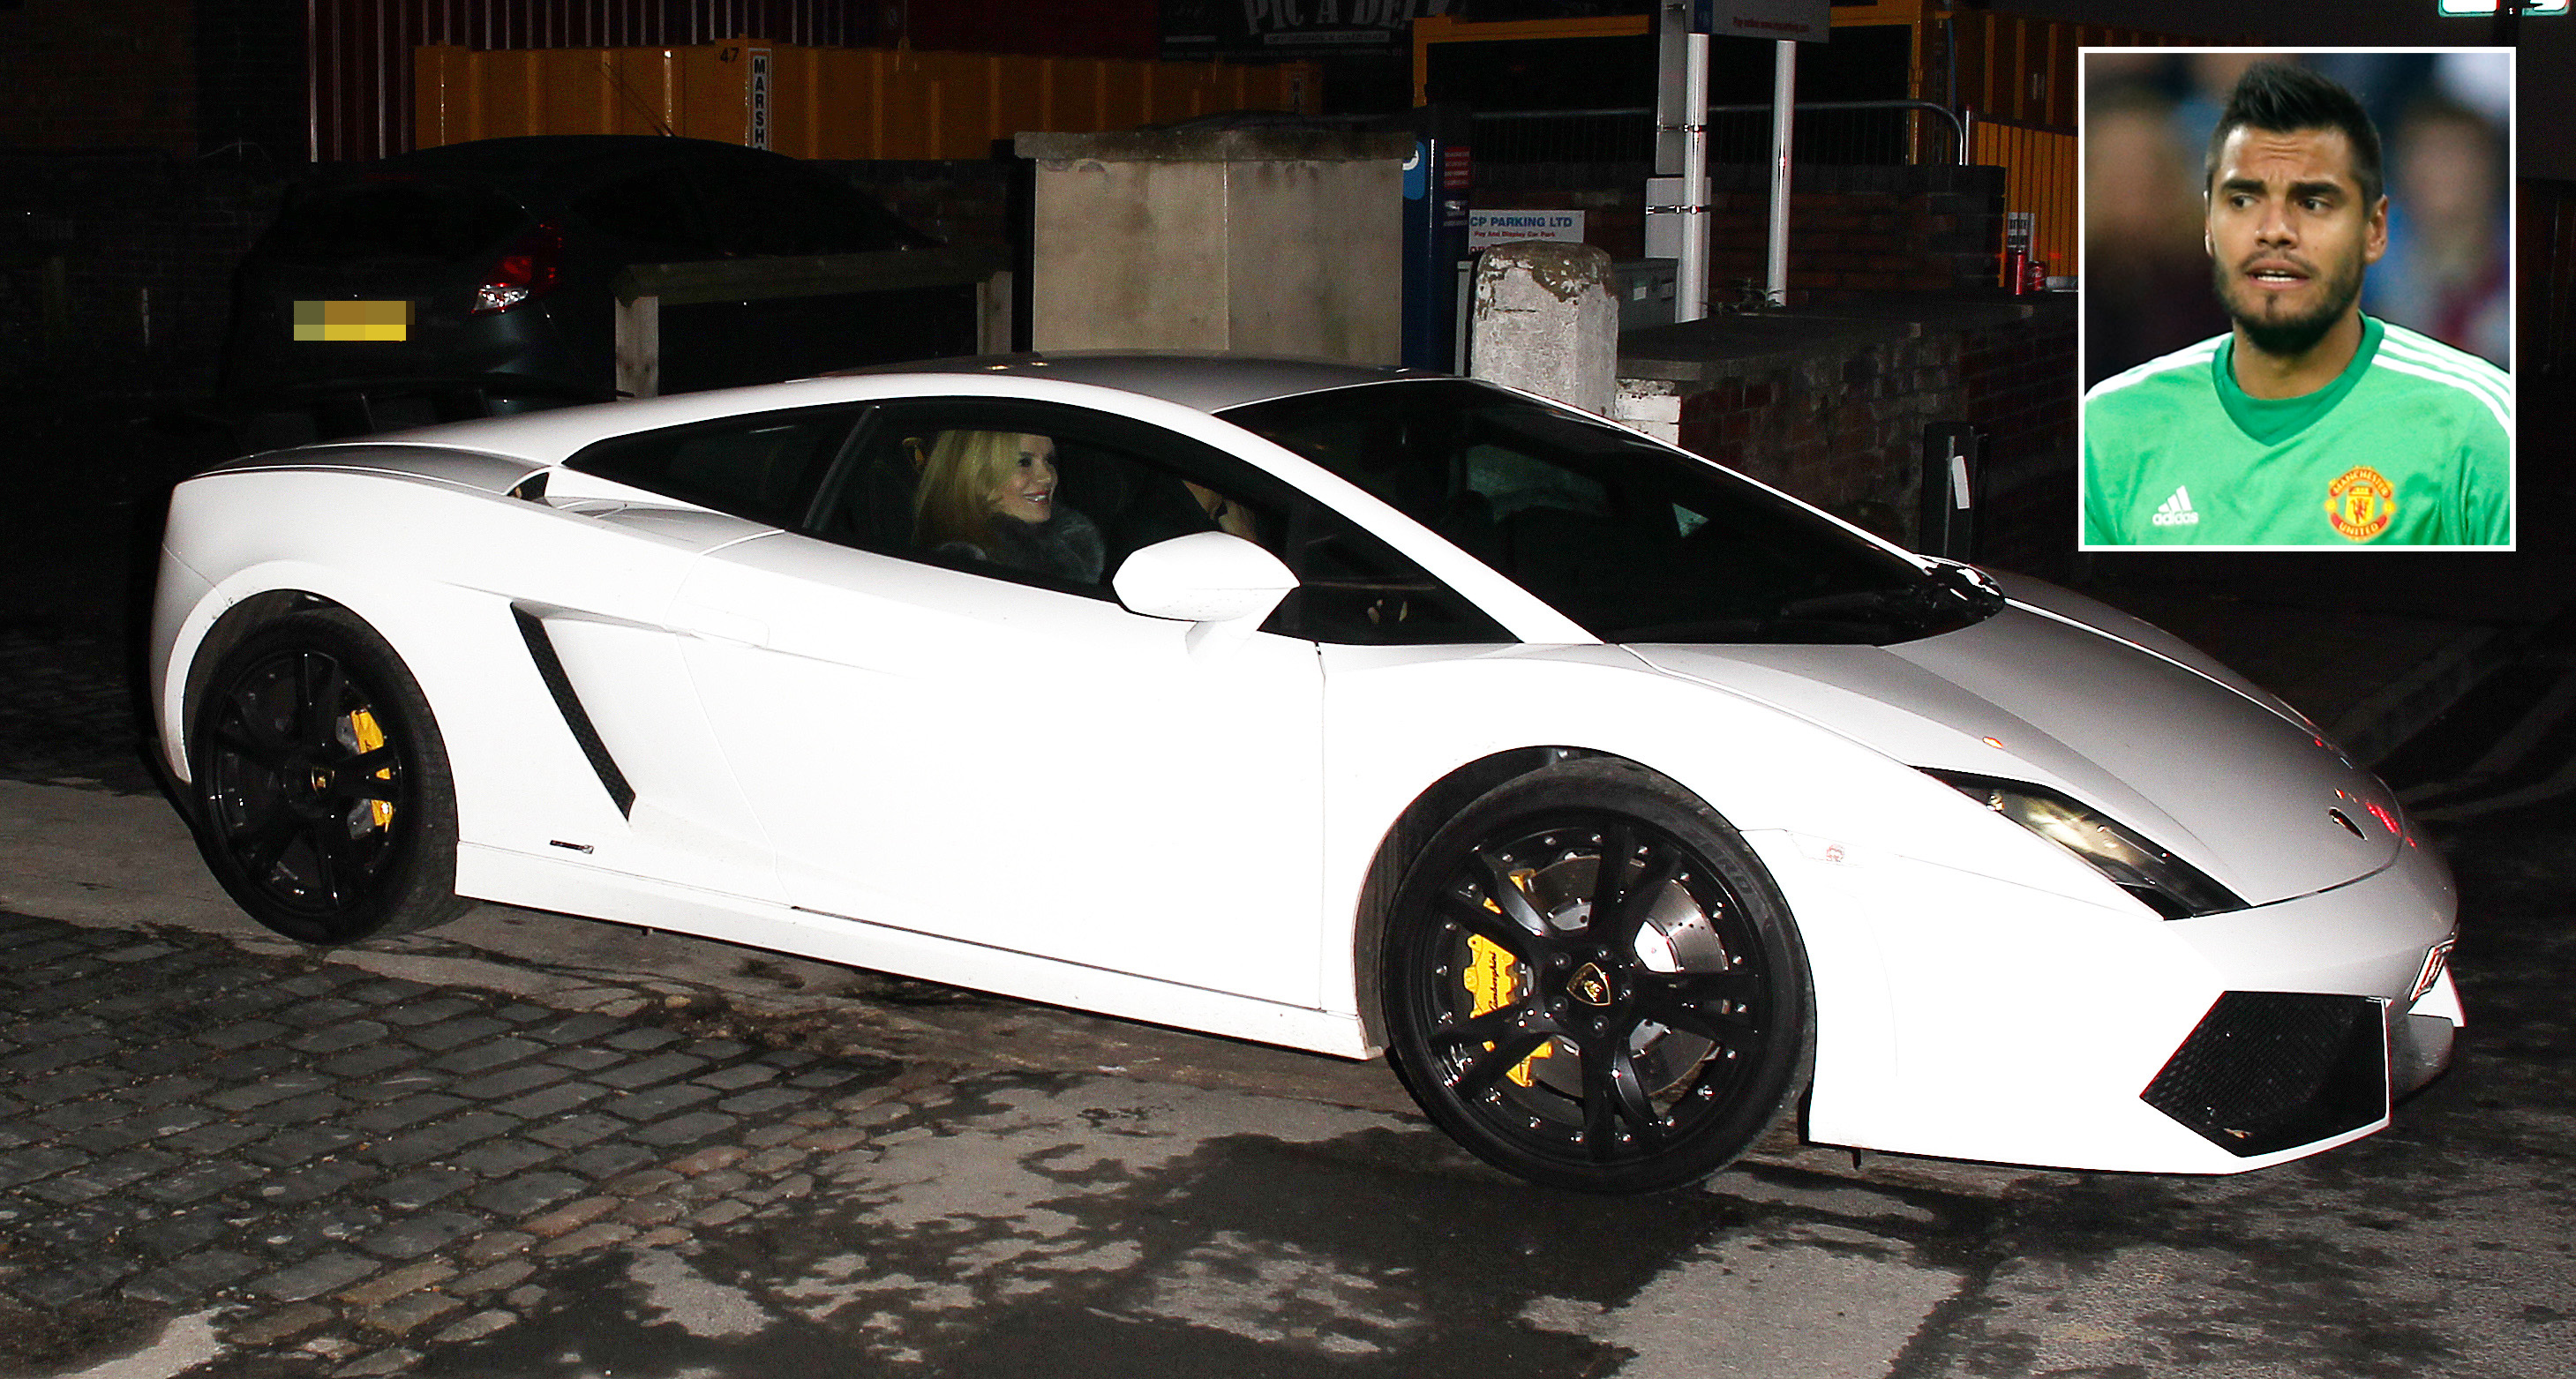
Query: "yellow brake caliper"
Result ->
[[1462, 868, 1555, 1087], [347, 708, 395, 829]]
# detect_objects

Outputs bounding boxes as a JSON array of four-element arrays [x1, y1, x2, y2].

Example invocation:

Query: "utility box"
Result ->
[[1401, 104, 1473, 372], [1614, 259, 1677, 332], [1016, 130, 1411, 365]]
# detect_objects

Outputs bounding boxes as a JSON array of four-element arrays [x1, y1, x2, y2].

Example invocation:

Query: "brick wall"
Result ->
[[1472, 164, 1649, 262], [0, 0, 197, 154], [1478, 161, 2006, 309], [1702, 163, 2005, 305], [1660, 296, 2078, 579], [0, 152, 289, 396], [1960, 301, 2080, 577]]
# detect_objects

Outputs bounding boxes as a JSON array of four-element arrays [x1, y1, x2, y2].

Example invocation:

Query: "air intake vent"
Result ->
[[513, 608, 635, 816], [2141, 992, 2386, 1157]]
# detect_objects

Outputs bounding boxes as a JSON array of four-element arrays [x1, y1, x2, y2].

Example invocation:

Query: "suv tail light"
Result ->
[[472, 222, 563, 314]]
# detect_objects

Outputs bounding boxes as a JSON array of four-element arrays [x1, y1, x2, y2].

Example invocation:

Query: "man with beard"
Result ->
[[2083, 61, 2511, 546]]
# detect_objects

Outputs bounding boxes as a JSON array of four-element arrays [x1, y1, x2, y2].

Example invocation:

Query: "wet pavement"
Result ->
[[0, 866, 2009, 1379], [4, 796, 2575, 1378]]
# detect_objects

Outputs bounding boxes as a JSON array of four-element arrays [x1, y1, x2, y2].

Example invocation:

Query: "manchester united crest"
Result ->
[[2324, 466, 2398, 542]]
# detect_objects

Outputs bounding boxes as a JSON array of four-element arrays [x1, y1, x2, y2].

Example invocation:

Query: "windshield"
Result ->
[[1222, 378, 2001, 645]]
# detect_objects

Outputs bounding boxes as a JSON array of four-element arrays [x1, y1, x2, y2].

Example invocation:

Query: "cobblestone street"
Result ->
[[0, 626, 149, 796], [0, 909, 932, 1375], [0, 888, 1840, 1379]]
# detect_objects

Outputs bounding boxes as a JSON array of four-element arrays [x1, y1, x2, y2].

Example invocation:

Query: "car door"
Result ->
[[671, 399, 1332, 1007], [533, 402, 861, 901]]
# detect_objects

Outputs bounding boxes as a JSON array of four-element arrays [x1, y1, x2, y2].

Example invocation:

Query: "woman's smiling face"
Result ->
[[988, 434, 1058, 524]]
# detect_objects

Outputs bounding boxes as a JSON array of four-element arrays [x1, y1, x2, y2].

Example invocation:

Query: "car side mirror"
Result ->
[[1112, 531, 1300, 656]]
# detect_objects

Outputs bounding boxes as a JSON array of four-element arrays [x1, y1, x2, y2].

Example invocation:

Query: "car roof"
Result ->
[[267, 133, 937, 255], [832, 351, 1419, 414], [312, 137, 863, 204], [364, 135, 792, 177], [274, 355, 1436, 462]]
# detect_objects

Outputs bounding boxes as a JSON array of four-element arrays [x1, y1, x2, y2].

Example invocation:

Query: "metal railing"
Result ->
[[1471, 100, 1967, 168], [1707, 100, 1968, 168], [1468, 107, 1654, 165]]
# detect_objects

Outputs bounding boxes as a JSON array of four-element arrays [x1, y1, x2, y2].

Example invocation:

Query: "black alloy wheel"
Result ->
[[1385, 761, 1812, 1193], [192, 610, 468, 943]]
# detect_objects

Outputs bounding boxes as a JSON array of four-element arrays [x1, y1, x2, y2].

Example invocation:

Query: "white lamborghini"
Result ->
[[148, 355, 2461, 1192]]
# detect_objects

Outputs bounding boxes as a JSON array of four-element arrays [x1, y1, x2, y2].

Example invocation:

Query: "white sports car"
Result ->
[[149, 355, 2461, 1193]]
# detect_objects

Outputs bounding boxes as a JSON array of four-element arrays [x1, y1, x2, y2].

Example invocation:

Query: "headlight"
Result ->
[[1926, 771, 2244, 919]]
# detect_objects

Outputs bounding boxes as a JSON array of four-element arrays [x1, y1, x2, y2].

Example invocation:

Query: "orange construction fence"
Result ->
[[1972, 116, 2076, 282], [416, 41, 1320, 161]]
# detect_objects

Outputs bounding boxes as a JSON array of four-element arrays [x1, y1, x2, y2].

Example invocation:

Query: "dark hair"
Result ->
[[2204, 61, 2384, 207]]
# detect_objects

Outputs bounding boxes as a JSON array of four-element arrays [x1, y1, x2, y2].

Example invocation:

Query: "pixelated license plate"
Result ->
[[293, 300, 414, 341]]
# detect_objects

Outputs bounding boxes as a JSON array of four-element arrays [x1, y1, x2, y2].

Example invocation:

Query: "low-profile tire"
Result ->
[[1383, 760, 1813, 1194], [189, 609, 469, 944]]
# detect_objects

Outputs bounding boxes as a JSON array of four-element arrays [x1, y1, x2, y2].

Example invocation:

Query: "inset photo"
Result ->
[[2078, 49, 2513, 549]]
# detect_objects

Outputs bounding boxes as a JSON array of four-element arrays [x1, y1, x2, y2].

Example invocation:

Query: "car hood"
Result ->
[[1627, 573, 2406, 906]]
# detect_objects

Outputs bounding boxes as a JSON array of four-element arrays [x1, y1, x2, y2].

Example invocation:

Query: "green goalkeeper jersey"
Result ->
[[2082, 316, 2511, 547]]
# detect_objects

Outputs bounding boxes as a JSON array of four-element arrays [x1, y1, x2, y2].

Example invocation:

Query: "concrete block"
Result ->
[[1470, 242, 1618, 416], [1613, 385, 1684, 446], [1018, 130, 1408, 364]]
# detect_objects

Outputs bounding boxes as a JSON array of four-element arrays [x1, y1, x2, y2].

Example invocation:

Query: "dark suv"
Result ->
[[222, 136, 985, 445]]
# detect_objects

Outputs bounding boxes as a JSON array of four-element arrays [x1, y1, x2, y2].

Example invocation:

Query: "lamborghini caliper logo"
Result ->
[[1569, 962, 1614, 1008], [1466, 926, 1554, 1087]]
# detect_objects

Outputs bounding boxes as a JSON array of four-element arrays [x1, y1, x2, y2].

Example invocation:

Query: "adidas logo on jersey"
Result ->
[[2151, 486, 2200, 527]]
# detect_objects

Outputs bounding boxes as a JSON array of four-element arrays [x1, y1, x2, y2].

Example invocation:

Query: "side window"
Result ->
[[567, 407, 859, 527], [1465, 442, 1610, 521], [802, 395, 1507, 642], [570, 169, 716, 261], [1267, 506, 1510, 646], [809, 398, 1288, 599]]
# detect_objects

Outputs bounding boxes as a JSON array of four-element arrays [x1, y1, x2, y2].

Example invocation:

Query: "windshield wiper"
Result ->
[[1772, 585, 1937, 624], [1765, 570, 2002, 641], [1922, 559, 2008, 614]]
